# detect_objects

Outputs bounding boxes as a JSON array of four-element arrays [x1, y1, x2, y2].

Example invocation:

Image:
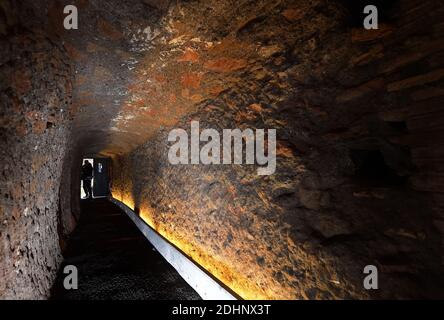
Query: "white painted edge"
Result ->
[[109, 197, 237, 301]]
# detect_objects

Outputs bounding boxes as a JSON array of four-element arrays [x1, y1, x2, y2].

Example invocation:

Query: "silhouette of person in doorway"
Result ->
[[81, 160, 93, 199]]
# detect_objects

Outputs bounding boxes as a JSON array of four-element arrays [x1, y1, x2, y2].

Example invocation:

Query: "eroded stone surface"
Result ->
[[1, 0, 444, 300], [110, 0, 444, 299], [0, 17, 75, 298]]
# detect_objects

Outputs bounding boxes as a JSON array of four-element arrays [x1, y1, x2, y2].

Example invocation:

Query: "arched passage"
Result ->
[[1, 0, 444, 300]]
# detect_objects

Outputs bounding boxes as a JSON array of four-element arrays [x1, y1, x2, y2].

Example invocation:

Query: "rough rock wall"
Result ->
[[111, 0, 444, 299], [58, 146, 82, 246], [0, 2, 75, 299]]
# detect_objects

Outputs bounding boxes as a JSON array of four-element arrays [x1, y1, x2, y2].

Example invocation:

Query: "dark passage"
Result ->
[[51, 199, 200, 300]]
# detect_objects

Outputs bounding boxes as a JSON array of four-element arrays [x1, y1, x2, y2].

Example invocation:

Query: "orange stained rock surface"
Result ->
[[112, 190, 301, 300]]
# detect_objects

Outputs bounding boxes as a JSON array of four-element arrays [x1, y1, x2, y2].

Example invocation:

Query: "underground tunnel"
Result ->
[[1, 0, 444, 302]]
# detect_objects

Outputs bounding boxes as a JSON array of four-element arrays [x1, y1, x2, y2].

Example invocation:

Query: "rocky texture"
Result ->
[[111, 0, 444, 299], [1, 0, 444, 300], [0, 2, 76, 298]]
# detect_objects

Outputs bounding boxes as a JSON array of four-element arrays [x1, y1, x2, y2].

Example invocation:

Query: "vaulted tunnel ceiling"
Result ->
[[47, 0, 344, 157], [3, 0, 444, 300]]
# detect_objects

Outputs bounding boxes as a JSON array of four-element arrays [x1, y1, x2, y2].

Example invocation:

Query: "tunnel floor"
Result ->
[[51, 199, 201, 300]]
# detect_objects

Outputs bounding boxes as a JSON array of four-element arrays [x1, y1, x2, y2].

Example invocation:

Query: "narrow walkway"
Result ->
[[51, 199, 200, 299]]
